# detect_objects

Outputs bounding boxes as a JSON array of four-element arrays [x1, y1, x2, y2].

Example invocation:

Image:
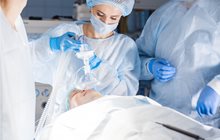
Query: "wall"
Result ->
[[135, 0, 169, 10], [22, 0, 75, 19]]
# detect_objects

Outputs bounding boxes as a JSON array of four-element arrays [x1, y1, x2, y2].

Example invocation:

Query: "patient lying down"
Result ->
[[37, 90, 156, 140], [38, 90, 220, 140], [68, 89, 103, 109]]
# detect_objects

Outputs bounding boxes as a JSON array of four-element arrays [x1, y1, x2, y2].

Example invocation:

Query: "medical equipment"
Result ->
[[35, 83, 52, 126], [52, 33, 101, 90], [75, 36, 100, 90], [35, 36, 100, 139], [35, 52, 74, 139], [25, 20, 73, 129]]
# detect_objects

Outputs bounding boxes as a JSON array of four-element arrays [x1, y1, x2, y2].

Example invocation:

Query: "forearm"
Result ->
[[29, 36, 59, 85], [208, 75, 220, 95], [140, 57, 155, 80], [93, 59, 140, 96]]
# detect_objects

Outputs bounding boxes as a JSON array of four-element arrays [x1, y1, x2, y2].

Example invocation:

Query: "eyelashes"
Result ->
[[96, 11, 118, 21]]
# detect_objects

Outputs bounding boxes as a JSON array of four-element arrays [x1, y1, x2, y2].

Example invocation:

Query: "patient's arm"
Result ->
[[69, 89, 102, 108]]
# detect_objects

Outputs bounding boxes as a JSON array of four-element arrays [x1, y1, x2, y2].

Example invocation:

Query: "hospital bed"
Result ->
[[36, 96, 220, 140]]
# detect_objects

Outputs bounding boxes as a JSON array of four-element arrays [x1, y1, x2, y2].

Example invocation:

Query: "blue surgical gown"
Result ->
[[136, 0, 220, 128]]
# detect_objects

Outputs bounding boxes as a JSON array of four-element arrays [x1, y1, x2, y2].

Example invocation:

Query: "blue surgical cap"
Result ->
[[86, 0, 135, 16]]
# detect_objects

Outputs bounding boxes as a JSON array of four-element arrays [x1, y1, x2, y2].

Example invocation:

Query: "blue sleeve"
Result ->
[[136, 2, 177, 80], [93, 39, 140, 96], [208, 75, 220, 96], [136, 11, 161, 80], [29, 23, 81, 85]]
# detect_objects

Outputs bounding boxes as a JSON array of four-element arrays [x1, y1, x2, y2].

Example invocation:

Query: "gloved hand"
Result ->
[[89, 54, 102, 70], [50, 32, 81, 52], [196, 86, 220, 116], [148, 58, 176, 82]]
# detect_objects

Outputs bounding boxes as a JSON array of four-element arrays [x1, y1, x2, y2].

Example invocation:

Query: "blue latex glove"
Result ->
[[89, 54, 102, 70], [196, 86, 220, 116], [50, 32, 82, 52], [76, 42, 102, 70], [148, 58, 176, 82]]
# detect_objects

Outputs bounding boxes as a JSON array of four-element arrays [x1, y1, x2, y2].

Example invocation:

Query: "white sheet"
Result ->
[[38, 96, 220, 140]]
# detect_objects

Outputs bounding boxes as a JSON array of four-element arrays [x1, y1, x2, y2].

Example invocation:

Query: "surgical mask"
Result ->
[[90, 14, 118, 35]]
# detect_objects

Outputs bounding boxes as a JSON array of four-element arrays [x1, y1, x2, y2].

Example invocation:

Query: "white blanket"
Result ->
[[38, 96, 220, 140]]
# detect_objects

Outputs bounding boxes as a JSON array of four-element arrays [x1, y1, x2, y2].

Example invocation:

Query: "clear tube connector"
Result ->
[[74, 35, 100, 90]]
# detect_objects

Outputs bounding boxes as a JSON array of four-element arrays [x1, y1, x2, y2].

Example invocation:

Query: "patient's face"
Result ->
[[69, 89, 102, 108]]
